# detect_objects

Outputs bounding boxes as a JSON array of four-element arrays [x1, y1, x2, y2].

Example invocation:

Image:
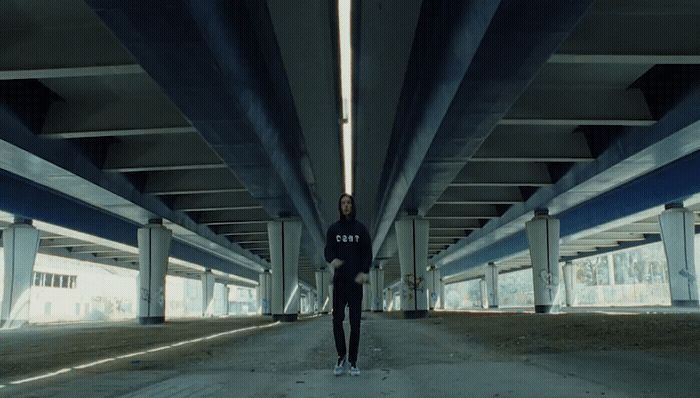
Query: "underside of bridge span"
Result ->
[[0, 0, 699, 396]]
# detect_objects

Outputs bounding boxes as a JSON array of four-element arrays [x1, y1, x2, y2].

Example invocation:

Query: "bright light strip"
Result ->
[[10, 368, 72, 385], [339, 0, 353, 194], [4, 322, 281, 386], [284, 285, 300, 313], [72, 358, 116, 370]]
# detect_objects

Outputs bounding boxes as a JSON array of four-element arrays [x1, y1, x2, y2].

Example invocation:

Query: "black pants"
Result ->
[[332, 280, 362, 364]]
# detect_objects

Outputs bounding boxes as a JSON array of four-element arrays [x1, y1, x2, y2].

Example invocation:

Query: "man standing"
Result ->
[[325, 193, 372, 376]]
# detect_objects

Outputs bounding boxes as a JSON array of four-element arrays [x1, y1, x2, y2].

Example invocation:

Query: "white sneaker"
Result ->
[[334, 356, 347, 376], [349, 364, 360, 376]]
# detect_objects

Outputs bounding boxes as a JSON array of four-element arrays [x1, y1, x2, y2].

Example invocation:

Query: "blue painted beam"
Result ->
[[560, 226, 700, 263], [87, 0, 327, 265], [0, 169, 260, 282], [436, 77, 700, 275], [371, 0, 503, 257], [371, 0, 592, 257], [440, 148, 700, 277], [0, 94, 264, 272], [403, 0, 593, 214]]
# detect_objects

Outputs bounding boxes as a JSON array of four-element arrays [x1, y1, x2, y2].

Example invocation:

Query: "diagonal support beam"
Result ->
[[371, 0, 503, 257], [87, 0, 328, 269], [372, 0, 593, 258], [0, 64, 143, 80]]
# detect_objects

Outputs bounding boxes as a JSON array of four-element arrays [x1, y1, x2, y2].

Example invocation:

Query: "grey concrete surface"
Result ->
[[1, 313, 699, 397]]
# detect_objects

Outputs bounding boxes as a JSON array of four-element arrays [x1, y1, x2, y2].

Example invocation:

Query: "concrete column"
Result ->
[[258, 270, 272, 315], [137, 220, 172, 325], [315, 269, 331, 313], [427, 266, 442, 310], [225, 285, 231, 315], [384, 288, 393, 311], [438, 279, 445, 310], [310, 291, 317, 313], [484, 263, 499, 309], [300, 292, 308, 314], [268, 219, 302, 321], [370, 266, 385, 312], [395, 216, 429, 318], [214, 282, 228, 316], [362, 284, 370, 311], [258, 269, 272, 315], [526, 210, 561, 313], [201, 270, 215, 317], [563, 261, 575, 307], [659, 204, 698, 307], [480, 278, 488, 309], [1, 220, 40, 328], [607, 253, 616, 286]]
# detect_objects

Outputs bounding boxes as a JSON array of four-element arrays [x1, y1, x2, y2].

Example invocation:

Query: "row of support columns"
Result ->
[[476, 205, 698, 313], [2, 218, 234, 328], [3, 203, 697, 326]]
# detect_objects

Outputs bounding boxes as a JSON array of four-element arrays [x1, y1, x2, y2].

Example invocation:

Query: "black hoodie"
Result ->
[[324, 194, 372, 283]]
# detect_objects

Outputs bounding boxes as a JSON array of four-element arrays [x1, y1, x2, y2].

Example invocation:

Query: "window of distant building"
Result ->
[[33, 272, 77, 289]]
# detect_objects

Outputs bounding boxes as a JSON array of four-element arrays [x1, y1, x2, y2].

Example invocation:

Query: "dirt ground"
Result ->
[[0, 316, 274, 380], [2, 311, 700, 397], [2, 311, 700, 387], [408, 311, 700, 355]]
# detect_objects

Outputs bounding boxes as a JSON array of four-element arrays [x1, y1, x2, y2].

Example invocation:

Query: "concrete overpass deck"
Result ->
[[2, 312, 699, 397]]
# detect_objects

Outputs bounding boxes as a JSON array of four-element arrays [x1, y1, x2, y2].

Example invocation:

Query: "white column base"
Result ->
[[660, 206, 699, 307], [1, 222, 40, 328], [137, 221, 172, 325], [526, 212, 561, 314]]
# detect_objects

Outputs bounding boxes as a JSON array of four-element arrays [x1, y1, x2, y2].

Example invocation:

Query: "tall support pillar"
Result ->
[[660, 204, 698, 307], [225, 285, 231, 315], [427, 266, 442, 310], [369, 266, 384, 312], [310, 291, 317, 313], [438, 278, 445, 310], [395, 216, 429, 318], [1, 219, 39, 328], [384, 288, 393, 311], [480, 278, 488, 309], [315, 268, 331, 313], [137, 219, 172, 325], [485, 262, 499, 309], [526, 210, 561, 314], [563, 261, 575, 307], [268, 219, 302, 322], [362, 284, 370, 311], [201, 270, 215, 317], [258, 270, 272, 315], [214, 282, 228, 316]]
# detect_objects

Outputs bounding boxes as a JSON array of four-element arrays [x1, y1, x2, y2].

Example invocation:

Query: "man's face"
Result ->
[[341, 195, 353, 217]]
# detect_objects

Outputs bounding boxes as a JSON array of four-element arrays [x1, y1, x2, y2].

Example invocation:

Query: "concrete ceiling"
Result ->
[[0, 0, 698, 293]]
